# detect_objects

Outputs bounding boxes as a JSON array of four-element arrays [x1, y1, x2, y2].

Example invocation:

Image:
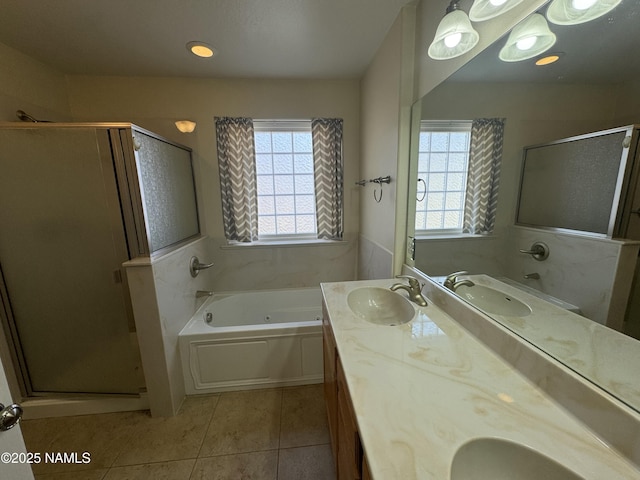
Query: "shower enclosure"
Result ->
[[0, 123, 199, 396]]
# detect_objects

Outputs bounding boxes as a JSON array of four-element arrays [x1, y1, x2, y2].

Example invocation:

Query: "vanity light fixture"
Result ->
[[469, 0, 525, 22], [175, 120, 197, 133], [546, 0, 621, 25], [498, 13, 557, 62], [186, 41, 215, 58], [428, 1, 479, 60]]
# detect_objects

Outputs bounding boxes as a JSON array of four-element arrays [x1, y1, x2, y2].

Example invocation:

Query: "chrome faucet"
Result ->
[[196, 290, 213, 298], [390, 275, 428, 306], [443, 271, 475, 291], [524, 272, 540, 280]]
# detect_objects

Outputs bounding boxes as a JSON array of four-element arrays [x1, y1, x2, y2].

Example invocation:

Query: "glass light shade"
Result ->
[[546, 0, 621, 25], [428, 10, 479, 60], [469, 0, 525, 22], [175, 120, 196, 133], [499, 13, 557, 62]]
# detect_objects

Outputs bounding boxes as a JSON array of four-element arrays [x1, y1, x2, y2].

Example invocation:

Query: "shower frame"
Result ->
[[0, 122, 200, 400]]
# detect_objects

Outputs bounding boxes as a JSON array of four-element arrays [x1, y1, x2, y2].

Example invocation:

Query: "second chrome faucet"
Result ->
[[443, 271, 475, 292]]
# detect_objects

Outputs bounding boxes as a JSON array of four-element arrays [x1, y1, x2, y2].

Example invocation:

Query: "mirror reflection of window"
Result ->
[[415, 121, 472, 233]]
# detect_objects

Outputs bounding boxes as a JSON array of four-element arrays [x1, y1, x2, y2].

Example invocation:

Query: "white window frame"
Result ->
[[416, 120, 472, 235], [253, 120, 317, 241]]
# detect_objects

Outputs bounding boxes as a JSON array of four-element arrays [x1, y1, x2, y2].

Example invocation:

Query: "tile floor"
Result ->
[[20, 384, 336, 480]]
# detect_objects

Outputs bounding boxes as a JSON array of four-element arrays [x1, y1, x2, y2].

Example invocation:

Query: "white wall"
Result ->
[[67, 75, 360, 291], [613, 79, 640, 126], [358, 4, 416, 279], [0, 42, 71, 122]]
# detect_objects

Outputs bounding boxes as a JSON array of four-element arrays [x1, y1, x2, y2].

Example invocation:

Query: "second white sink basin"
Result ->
[[347, 287, 415, 326], [451, 438, 582, 480], [455, 284, 531, 317]]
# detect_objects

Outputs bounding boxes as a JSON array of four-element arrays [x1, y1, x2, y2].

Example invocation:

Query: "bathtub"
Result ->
[[179, 287, 323, 394]]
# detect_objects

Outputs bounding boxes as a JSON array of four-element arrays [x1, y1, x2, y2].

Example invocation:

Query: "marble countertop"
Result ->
[[321, 279, 640, 479]]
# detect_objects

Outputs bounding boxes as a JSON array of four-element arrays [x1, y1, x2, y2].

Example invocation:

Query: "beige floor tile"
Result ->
[[191, 451, 278, 480], [280, 384, 330, 448], [112, 395, 219, 466], [277, 444, 336, 480], [34, 470, 108, 480], [103, 459, 195, 479], [22, 410, 143, 475], [199, 389, 282, 457]]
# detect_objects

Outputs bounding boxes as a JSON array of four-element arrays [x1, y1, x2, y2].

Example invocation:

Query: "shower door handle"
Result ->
[[0, 402, 23, 431]]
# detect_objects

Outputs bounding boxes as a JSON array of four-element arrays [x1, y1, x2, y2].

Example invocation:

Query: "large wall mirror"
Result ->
[[406, 0, 640, 412]]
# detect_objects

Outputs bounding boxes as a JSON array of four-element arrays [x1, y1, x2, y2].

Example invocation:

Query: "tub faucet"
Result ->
[[443, 271, 475, 291], [390, 275, 428, 306], [524, 273, 540, 280], [196, 290, 213, 298]]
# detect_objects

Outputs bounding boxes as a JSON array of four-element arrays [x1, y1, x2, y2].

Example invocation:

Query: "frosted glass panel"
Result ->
[[134, 132, 199, 252], [0, 128, 139, 394], [517, 130, 628, 235]]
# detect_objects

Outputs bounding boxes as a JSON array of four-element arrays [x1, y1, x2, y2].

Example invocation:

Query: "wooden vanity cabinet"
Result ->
[[323, 302, 367, 480], [322, 303, 338, 459]]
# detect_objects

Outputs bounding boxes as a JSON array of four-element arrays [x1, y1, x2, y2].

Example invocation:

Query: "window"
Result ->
[[254, 121, 316, 238], [215, 116, 343, 243], [415, 121, 471, 233]]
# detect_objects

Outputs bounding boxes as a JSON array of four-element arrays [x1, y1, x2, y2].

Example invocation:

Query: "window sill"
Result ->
[[220, 239, 350, 250], [415, 233, 495, 241]]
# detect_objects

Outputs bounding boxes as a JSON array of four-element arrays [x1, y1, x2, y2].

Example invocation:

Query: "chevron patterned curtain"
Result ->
[[312, 118, 344, 240], [215, 117, 258, 242], [462, 118, 505, 235]]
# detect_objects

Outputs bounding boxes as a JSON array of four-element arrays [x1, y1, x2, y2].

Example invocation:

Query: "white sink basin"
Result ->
[[347, 287, 415, 326], [455, 284, 531, 317], [451, 438, 582, 480]]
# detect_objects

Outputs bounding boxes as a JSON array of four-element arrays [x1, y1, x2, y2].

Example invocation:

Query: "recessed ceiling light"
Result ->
[[187, 41, 215, 58], [536, 53, 563, 65]]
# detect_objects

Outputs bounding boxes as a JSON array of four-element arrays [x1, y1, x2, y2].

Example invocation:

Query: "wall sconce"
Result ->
[[499, 13, 557, 62], [175, 120, 197, 133], [428, 1, 479, 60], [546, 0, 621, 25], [469, 0, 525, 22]]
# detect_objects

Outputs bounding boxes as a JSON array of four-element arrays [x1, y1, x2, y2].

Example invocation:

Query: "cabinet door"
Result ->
[[362, 455, 372, 480], [337, 359, 362, 480], [322, 302, 338, 460]]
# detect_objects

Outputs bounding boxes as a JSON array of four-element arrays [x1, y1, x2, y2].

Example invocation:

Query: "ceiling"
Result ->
[[450, 0, 640, 84], [0, 0, 412, 78]]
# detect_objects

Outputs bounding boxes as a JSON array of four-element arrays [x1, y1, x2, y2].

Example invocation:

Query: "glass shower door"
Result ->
[[0, 127, 140, 394]]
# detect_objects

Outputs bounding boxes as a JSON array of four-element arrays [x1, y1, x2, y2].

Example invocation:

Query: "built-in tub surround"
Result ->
[[506, 226, 640, 328], [413, 226, 640, 329], [179, 287, 323, 394], [211, 235, 356, 291], [322, 279, 640, 478], [124, 235, 213, 417]]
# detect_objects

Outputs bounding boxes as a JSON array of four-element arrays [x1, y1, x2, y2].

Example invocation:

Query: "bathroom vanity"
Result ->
[[321, 278, 640, 479]]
